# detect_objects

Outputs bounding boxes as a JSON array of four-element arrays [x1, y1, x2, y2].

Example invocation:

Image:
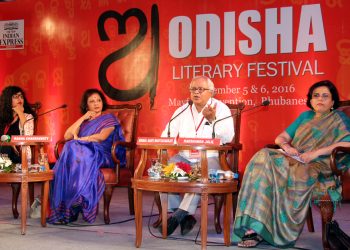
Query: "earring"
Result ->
[[331, 107, 334, 111]]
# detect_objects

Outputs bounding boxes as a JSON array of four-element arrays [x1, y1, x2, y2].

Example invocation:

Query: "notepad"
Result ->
[[277, 149, 306, 163]]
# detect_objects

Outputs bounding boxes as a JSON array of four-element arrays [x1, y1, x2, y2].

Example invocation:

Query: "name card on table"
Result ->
[[177, 138, 221, 146], [11, 135, 52, 142], [137, 137, 175, 145]]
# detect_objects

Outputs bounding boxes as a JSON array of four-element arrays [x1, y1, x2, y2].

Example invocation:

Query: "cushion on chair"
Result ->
[[100, 167, 132, 186], [111, 109, 135, 142], [339, 106, 350, 117], [118, 168, 132, 186], [100, 168, 116, 185], [103, 108, 136, 186], [338, 104, 350, 200]]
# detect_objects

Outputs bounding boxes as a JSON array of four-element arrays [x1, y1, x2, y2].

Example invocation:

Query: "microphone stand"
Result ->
[[212, 114, 233, 138], [212, 100, 270, 138], [21, 104, 67, 135], [167, 100, 193, 138]]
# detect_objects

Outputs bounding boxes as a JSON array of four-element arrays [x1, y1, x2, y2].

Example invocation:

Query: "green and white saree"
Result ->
[[232, 110, 350, 248]]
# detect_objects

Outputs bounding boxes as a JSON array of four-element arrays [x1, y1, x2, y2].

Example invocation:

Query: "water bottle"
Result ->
[[27, 153, 32, 168], [209, 169, 217, 179]]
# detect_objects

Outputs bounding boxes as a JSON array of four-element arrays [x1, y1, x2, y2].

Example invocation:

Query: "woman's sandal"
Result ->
[[238, 233, 263, 248], [52, 220, 68, 225]]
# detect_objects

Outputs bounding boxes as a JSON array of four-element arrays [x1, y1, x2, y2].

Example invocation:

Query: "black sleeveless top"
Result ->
[[7, 118, 21, 135]]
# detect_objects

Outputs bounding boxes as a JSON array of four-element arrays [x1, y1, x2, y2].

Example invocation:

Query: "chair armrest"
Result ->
[[111, 141, 136, 164], [222, 143, 243, 173], [223, 142, 242, 151], [330, 146, 350, 176], [110, 140, 136, 184], [54, 139, 70, 159], [265, 144, 281, 149]]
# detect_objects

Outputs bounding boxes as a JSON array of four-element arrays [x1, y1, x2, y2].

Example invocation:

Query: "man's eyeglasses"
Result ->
[[189, 87, 211, 94], [12, 94, 24, 100], [312, 93, 331, 100]]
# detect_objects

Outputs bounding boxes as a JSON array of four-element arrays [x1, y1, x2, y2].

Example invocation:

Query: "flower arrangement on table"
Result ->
[[148, 161, 200, 180], [163, 162, 192, 179], [0, 155, 14, 173]]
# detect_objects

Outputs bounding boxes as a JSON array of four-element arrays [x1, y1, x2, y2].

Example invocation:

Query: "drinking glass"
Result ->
[[209, 169, 217, 179]]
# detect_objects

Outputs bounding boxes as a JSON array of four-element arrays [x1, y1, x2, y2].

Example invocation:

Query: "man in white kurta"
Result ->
[[160, 76, 234, 236]]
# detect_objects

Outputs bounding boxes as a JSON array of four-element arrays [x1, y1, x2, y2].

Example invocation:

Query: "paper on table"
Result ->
[[277, 149, 306, 163]]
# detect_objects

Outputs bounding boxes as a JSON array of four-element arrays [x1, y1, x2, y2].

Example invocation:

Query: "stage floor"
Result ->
[[0, 183, 349, 250]]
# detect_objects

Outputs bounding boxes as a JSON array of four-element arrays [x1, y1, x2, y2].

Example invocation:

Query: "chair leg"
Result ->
[[213, 194, 224, 234], [29, 183, 35, 206], [306, 206, 315, 232], [103, 184, 113, 224], [319, 199, 334, 250], [128, 187, 135, 215], [152, 192, 162, 228], [11, 183, 20, 219], [232, 192, 238, 221]]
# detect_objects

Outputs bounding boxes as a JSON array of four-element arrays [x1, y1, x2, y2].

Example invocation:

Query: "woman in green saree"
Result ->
[[233, 80, 350, 248]]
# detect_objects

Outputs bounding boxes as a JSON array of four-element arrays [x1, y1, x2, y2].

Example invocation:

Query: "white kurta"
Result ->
[[160, 98, 235, 214], [20, 113, 34, 161], [161, 97, 234, 160]]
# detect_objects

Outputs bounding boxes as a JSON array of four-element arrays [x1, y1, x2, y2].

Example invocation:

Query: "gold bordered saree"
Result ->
[[232, 110, 350, 248]]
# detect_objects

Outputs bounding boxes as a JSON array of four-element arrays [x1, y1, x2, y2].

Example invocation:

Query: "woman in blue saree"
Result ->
[[48, 89, 125, 224], [233, 80, 350, 248]]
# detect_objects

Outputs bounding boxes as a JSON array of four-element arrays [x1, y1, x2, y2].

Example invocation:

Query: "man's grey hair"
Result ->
[[190, 76, 215, 92]]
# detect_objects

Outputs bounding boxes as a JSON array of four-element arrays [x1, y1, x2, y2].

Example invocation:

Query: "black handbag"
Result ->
[[326, 220, 350, 250]]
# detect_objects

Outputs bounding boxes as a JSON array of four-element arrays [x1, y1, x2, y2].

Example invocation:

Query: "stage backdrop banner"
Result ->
[[0, 0, 350, 181]]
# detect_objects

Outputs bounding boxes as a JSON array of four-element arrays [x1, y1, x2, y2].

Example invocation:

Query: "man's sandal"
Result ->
[[238, 233, 263, 248]]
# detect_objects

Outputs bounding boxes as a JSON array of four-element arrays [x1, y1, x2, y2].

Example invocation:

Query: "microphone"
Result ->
[[1, 135, 11, 142], [167, 100, 193, 137], [21, 104, 67, 135], [261, 100, 270, 106], [212, 100, 270, 138]]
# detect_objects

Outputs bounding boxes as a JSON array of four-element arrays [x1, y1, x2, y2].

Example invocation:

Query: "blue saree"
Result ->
[[48, 113, 125, 224]]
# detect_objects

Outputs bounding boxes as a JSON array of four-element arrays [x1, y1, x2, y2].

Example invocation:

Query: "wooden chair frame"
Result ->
[[213, 102, 245, 233], [103, 103, 142, 221], [152, 102, 245, 233]]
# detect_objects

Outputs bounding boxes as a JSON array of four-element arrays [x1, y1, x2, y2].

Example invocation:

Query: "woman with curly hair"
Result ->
[[0, 85, 36, 163], [0, 85, 37, 217]]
